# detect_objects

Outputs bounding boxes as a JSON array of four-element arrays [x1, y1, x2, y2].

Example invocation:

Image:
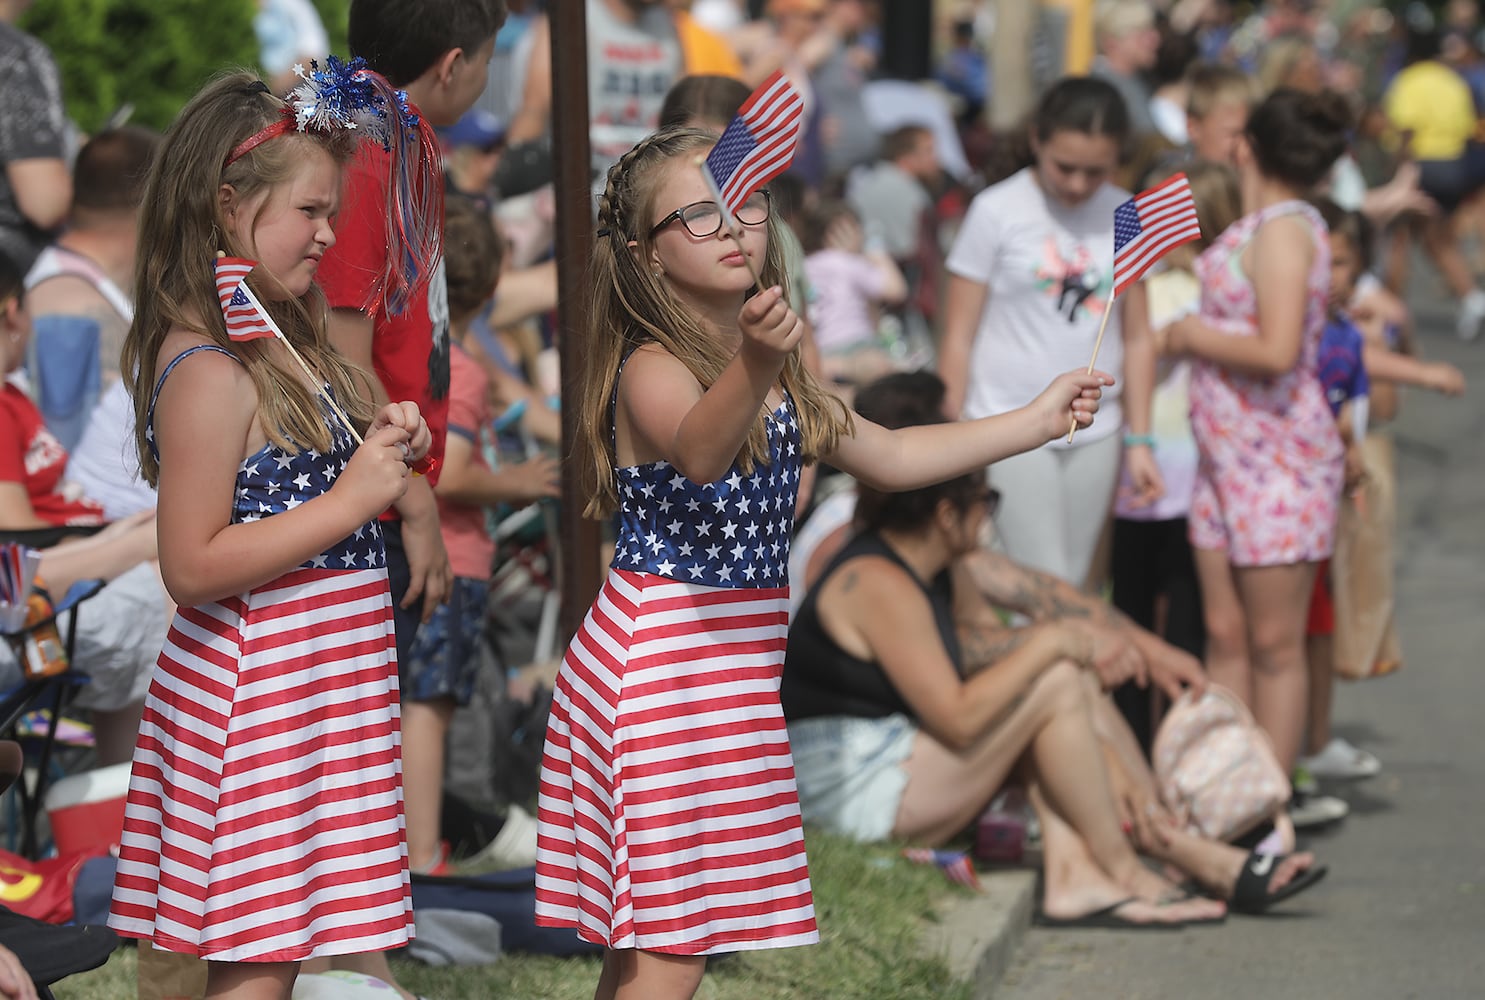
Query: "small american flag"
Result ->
[[701, 70, 805, 228], [903, 848, 982, 891], [1111, 172, 1202, 298], [214, 257, 277, 342]]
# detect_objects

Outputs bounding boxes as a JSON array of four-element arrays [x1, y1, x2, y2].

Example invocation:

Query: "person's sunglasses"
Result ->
[[649, 190, 771, 240]]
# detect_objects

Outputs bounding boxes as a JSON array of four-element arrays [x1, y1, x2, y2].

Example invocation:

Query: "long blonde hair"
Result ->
[[122, 71, 372, 486], [576, 127, 852, 518]]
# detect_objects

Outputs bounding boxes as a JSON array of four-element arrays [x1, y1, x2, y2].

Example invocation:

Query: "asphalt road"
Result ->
[[998, 295, 1485, 1000]]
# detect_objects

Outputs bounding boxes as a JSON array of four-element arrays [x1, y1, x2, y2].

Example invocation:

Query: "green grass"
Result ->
[[55, 831, 977, 1000]]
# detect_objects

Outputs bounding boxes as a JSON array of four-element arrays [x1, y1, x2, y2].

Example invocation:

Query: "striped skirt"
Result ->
[[534, 569, 819, 955], [109, 567, 413, 962]]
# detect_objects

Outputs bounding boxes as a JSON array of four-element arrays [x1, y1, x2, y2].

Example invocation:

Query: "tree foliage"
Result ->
[[22, 0, 259, 134]]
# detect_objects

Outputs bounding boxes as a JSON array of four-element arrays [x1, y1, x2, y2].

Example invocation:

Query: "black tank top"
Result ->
[[782, 532, 962, 722]]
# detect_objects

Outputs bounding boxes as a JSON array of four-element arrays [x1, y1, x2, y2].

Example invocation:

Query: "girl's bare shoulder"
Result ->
[[151, 329, 253, 405]]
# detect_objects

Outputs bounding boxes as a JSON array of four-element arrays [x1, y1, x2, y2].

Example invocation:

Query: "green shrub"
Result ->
[[22, 0, 259, 134], [310, 0, 349, 57]]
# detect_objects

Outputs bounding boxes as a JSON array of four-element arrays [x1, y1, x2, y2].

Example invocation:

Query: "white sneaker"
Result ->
[[1300, 737, 1382, 780], [1457, 289, 1485, 341], [1289, 792, 1349, 830], [468, 804, 539, 870]]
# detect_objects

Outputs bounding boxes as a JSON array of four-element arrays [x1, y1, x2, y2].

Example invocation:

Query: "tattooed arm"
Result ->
[[951, 551, 1205, 698]]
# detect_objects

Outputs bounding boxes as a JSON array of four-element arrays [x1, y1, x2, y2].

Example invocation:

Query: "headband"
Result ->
[[223, 57, 443, 318]]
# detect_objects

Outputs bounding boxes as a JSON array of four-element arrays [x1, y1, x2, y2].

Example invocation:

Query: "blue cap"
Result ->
[[439, 109, 507, 151]]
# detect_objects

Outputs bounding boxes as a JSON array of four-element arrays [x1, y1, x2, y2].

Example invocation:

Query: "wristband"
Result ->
[[1123, 433, 1156, 450]]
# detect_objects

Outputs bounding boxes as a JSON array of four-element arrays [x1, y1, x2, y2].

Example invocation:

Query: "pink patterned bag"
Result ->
[[1152, 685, 1289, 842]]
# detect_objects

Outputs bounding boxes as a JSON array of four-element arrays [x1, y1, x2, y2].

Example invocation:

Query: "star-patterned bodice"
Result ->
[[611, 397, 801, 589], [148, 345, 385, 573]]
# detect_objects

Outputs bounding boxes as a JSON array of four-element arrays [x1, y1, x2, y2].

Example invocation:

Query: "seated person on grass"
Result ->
[[781, 372, 1328, 924], [22, 127, 159, 452], [0, 254, 171, 766]]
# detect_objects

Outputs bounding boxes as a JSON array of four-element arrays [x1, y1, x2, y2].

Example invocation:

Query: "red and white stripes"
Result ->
[[536, 569, 819, 955], [110, 567, 412, 962]]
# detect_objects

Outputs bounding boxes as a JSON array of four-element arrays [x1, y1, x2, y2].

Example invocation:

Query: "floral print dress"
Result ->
[[1187, 200, 1344, 567]]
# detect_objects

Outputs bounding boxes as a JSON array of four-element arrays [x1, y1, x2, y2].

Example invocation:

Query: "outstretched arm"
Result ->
[[828, 369, 1110, 491]]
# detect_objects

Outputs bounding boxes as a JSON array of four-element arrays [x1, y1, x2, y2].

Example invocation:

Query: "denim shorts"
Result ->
[[401, 575, 486, 706], [787, 713, 917, 843]]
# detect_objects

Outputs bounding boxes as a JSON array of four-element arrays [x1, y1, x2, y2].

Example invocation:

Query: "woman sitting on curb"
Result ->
[[781, 372, 1327, 925]]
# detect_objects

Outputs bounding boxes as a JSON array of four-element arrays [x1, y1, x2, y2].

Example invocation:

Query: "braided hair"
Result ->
[[575, 126, 851, 519]]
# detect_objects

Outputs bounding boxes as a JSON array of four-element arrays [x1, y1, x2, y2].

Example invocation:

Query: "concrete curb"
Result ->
[[920, 869, 1037, 998]]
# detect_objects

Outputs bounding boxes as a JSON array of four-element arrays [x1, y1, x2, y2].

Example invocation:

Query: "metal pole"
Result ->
[[549, 0, 603, 642]]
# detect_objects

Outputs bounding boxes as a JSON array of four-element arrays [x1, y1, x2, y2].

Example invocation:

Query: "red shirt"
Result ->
[[0, 384, 105, 527], [440, 343, 496, 580], [316, 144, 450, 487]]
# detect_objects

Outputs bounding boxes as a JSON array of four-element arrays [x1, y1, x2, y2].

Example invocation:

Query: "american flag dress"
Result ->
[[109, 345, 412, 962], [535, 395, 820, 955]]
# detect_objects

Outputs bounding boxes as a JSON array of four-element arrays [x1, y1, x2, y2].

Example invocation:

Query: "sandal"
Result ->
[[1229, 851, 1328, 914], [1034, 898, 1187, 931]]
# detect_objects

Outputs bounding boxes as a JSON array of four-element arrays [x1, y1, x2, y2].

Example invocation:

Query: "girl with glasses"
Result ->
[[534, 125, 1112, 1000]]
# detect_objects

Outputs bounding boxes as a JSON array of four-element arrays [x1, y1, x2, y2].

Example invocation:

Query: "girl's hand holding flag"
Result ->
[[1067, 171, 1203, 446]]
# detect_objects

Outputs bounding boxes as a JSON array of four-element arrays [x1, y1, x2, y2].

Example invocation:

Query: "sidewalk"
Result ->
[[920, 869, 1037, 999]]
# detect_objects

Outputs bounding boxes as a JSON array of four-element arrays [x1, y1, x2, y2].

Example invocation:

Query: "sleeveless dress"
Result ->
[[534, 385, 820, 956], [109, 346, 413, 962], [1188, 201, 1345, 567]]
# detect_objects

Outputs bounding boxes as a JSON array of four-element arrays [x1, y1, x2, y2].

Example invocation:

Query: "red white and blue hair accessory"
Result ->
[[225, 56, 443, 318]]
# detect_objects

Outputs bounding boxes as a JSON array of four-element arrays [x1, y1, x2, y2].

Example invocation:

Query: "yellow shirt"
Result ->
[[1384, 61, 1479, 161]]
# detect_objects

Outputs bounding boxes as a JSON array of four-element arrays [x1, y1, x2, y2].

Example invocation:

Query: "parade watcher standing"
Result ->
[[107, 69, 436, 999], [1156, 88, 1351, 781], [534, 125, 1110, 999]]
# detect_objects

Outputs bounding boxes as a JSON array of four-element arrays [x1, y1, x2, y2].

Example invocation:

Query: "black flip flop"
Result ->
[[1034, 898, 1187, 931], [1230, 852, 1329, 914]]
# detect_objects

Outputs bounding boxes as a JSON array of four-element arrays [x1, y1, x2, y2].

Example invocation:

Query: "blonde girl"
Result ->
[[108, 71, 432, 1000], [534, 126, 1110, 1000]]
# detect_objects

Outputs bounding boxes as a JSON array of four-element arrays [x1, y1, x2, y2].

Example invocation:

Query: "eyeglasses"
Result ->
[[649, 190, 771, 240]]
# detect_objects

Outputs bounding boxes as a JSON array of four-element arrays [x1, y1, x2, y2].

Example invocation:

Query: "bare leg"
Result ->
[[1232, 562, 1317, 772], [1194, 547, 1250, 705], [1420, 212, 1480, 299], [1029, 781, 1223, 923], [596, 949, 706, 1000], [895, 660, 1210, 916], [1304, 632, 1335, 757], [403, 698, 455, 872], [894, 660, 1107, 847], [205, 960, 297, 1000], [1147, 821, 1317, 900]]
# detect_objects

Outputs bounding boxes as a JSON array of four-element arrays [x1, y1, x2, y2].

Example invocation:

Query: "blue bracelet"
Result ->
[[1124, 433, 1156, 449]]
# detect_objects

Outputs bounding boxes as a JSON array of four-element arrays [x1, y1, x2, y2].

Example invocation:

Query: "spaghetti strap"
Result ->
[[145, 345, 239, 459]]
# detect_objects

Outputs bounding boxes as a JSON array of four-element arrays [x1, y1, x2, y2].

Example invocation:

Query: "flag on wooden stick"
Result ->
[[1111, 172, 1202, 298]]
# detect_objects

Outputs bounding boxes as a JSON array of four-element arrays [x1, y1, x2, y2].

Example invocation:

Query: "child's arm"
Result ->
[[434, 434, 560, 508], [620, 286, 803, 484], [1119, 282, 1164, 505], [1163, 214, 1315, 377], [1361, 344, 1467, 395], [937, 274, 989, 418], [328, 308, 451, 621], [153, 349, 413, 608], [828, 368, 1110, 491], [0, 483, 52, 531]]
